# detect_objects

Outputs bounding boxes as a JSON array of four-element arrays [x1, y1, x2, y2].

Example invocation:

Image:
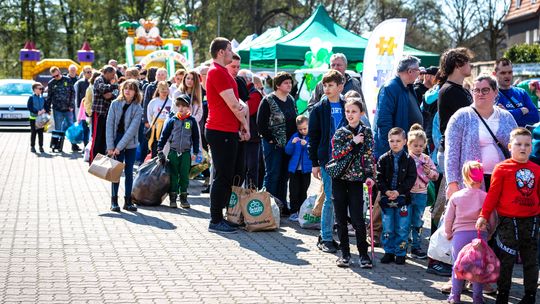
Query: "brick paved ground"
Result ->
[[0, 131, 537, 303]]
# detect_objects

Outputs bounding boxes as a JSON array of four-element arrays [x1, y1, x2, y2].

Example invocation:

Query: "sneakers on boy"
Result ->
[[288, 212, 299, 222], [208, 221, 237, 234], [359, 254, 373, 269], [409, 248, 428, 259], [427, 261, 452, 277], [380, 253, 395, 264], [336, 255, 351, 268], [395, 255, 406, 265], [318, 241, 337, 253]]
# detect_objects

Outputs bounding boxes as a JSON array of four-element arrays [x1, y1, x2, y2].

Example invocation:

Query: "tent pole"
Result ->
[[274, 59, 277, 75], [249, 59, 252, 70]]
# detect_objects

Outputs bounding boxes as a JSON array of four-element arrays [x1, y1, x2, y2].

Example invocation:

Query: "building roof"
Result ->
[[504, 0, 540, 23]]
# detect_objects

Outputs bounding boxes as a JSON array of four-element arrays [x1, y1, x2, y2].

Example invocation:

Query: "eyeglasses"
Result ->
[[472, 88, 492, 95], [85, 71, 92, 74], [37, 88, 44, 91]]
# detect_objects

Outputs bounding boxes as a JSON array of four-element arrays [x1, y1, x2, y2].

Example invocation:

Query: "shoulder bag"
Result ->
[[145, 98, 169, 140], [471, 107, 511, 159]]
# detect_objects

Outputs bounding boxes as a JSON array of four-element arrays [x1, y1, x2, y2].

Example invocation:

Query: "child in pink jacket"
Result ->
[[407, 124, 439, 259], [444, 161, 497, 304]]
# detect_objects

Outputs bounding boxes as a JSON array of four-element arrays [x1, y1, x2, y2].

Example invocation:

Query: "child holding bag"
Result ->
[[328, 98, 376, 268], [445, 161, 496, 304]]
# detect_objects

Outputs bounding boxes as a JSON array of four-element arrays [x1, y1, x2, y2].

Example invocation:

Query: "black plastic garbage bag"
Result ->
[[132, 157, 170, 206]]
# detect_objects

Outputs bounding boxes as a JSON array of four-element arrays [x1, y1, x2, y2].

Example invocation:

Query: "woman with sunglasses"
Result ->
[[445, 75, 517, 198], [105, 79, 143, 212], [27, 82, 50, 153]]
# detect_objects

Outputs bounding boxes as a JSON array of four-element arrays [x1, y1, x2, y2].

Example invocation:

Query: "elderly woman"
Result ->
[[445, 75, 518, 198], [257, 72, 298, 213]]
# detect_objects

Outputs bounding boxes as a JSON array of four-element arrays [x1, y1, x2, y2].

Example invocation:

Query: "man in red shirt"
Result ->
[[205, 37, 250, 234], [477, 127, 540, 303]]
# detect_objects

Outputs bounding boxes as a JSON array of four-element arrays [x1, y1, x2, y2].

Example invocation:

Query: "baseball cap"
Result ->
[[175, 94, 191, 106], [425, 66, 439, 76]]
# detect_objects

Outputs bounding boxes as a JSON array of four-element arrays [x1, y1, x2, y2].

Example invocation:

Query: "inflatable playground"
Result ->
[[118, 19, 196, 74], [19, 41, 95, 81]]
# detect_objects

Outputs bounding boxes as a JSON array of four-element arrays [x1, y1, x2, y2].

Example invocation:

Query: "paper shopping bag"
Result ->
[[88, 153, 125, 183], [240, 190, 278, 232], [226, 186, 251, 225]]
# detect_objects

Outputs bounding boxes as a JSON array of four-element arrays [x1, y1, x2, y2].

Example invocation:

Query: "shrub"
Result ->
[[504, 43, 540, 63]]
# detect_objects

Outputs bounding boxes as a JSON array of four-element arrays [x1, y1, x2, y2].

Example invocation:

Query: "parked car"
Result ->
[[0, 79, 34, 127]]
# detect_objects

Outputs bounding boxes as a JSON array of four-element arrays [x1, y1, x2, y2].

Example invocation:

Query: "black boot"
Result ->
[[123, 196, 137, 212], [179, 192, 190, 208], [169, 192, 178, 208], [110, 196, 120, 212], [517, 292, 537, 304], [71, 143, 81, 152], [496, 290, 510, 304]]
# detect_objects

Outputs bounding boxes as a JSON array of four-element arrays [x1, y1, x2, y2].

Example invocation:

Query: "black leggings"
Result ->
[[30, 119, 44, 148], [206, 129, 239, 224], [332, 179, 368, 256]]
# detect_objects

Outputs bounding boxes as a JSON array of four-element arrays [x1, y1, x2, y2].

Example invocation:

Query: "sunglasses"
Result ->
[[85, 71, 92, 74], [37, 88, 44, 91], [52, 74, 61, 78]]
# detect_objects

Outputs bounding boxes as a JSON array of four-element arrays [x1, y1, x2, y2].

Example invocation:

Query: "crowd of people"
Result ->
[[26, 38, 540, 304]]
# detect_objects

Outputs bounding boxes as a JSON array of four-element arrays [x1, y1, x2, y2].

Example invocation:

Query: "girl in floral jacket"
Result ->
[[329, 97, 376, 268]]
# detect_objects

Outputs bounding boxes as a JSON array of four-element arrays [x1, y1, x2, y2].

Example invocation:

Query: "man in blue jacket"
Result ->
[[494, 58, 539, 127], [373, 56, 423, 158]]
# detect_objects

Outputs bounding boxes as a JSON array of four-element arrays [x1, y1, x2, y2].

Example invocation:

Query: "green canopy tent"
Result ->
[[250, 5, 368, 71], [249, 5, 440, 71], [236, 27, 289, 66]]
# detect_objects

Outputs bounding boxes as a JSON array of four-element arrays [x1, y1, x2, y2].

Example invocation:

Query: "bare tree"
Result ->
[[444, 0, 477, 46], [473, 0, 510, 59]]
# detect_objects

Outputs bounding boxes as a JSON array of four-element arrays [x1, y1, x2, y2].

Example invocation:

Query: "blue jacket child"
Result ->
[[285, 132, 312, 174]]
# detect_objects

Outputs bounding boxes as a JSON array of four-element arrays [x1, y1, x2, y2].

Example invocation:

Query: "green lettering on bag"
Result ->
[[247, 199, 264, 216], [229, 192, 238, 208]]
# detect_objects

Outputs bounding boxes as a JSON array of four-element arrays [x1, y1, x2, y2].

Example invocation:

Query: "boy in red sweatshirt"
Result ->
[[477, 127, 540, 304]]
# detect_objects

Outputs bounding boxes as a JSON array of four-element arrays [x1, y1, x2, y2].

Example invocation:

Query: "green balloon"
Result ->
[[307, 76, 318, 90], [356, 62, 363, 72], [296, 99, 308, 114], [316, 48, 329, 62], [305, 51, 313, 63]]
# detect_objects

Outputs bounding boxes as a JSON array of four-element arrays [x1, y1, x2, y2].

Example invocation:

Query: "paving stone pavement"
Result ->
[[0, 131, 538, 304]]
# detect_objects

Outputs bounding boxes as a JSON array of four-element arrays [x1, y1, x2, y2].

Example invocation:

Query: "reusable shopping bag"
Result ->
[[88, 153, 125, 183], [298, 195, 321, 229], [240, 190, 280, 232], [66, 122, 84, 144], [454, 232, 500, 283]]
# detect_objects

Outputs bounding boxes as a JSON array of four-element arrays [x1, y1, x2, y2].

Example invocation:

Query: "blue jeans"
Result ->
[[262, 139, 288, 206], [381, 205, 411, 256], [53, 110, 74, 132], [320, 167, 334, 241], [111, 134, 136, 198], [137, 122, 149, 163], [410, 193, 428, 250]]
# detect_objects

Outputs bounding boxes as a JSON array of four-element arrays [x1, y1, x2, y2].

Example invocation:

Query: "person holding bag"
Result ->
[[445, 75, 517, 198], [146, 81, 172, 157], [27, 82, 50, 153], [328, 98, 376, 268], [106, 79, 143, 212]]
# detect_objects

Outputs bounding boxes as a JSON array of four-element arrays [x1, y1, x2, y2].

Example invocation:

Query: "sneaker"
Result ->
[[409, 248, 428, 259], [427, 262, 452, 277], [359, 254, 373, 268], [317, 240, 337, 253], [336, 255, 351, 268], [395, 255, 406, 265], [288, 212, 299, 222], [347, 224, 356, 237], [71, 144, 81, 152], [223, 219, 241, 228], [39, 147, 44, 153], [30, 146, 36, 153], [208, 221, 237, 234], [380, 253, 395, 264], [201, 186, 210, 194]]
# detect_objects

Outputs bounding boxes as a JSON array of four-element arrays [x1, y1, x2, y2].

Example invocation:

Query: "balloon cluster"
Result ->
[[295, 38, 333, 114]]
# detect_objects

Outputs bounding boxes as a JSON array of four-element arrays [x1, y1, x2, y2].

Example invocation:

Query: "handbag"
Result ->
[[471, 107, 511, 159], [145, 98, 169, 140], [325, 153, 357, 179], [88, 153, 125, 183]]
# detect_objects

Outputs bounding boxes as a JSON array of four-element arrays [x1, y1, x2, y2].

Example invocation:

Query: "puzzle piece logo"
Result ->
[[376, 37, 398, 56]]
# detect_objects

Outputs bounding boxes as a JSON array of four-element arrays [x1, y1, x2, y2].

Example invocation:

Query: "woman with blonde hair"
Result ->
[[146, 81, 172, 156], [105, 79, 143, 212]]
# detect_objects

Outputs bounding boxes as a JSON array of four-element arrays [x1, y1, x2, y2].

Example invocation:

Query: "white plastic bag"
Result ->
[[298, 195, 321, 229], [83, 142, 92, 162], [427, 215, 452, 265], [270, 197, 280, 230]]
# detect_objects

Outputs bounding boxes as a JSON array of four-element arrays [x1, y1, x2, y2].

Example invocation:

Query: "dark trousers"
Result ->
[[81, 120, 90, 147], [243, 141, 260, 188], [206, 129, 239, 224], [289, 171, 311, 213], [332, 179, 368, 256], [233, 141, 246, 186], [496, 216, 539, 294], [90, 113, 107, 164], [111, 149, 136, 198], [137, 122, 149, 162], [29, 119, 44, 148], [262, 139, 289, 208]]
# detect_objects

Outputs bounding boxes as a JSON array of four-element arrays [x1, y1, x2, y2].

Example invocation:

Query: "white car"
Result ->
[[0, 79, 34, 127]]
